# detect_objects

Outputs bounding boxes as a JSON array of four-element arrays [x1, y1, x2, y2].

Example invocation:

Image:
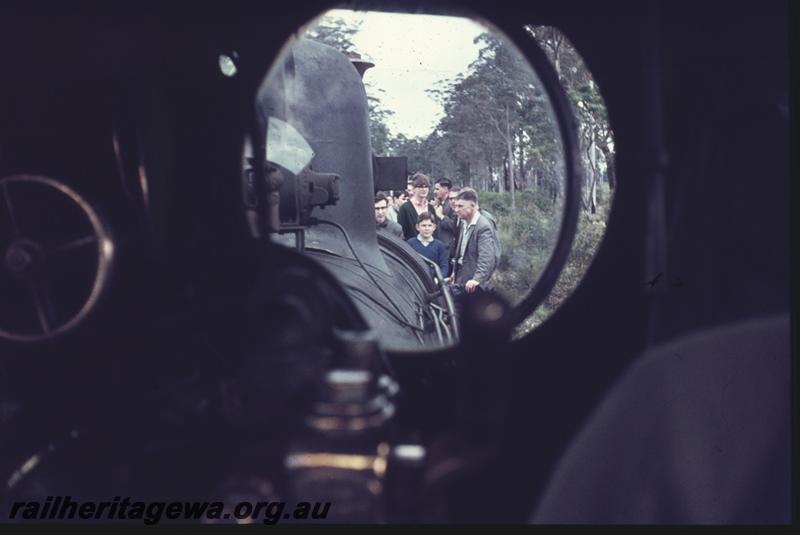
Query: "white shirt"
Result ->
[[416, 233, 434, 246], [457, 210, 481, 265]]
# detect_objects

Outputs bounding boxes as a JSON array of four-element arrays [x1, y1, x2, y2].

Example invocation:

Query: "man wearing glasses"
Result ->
[[447, 187, 460, 214], [374, 192, 403, 238], [397, 173, 439, 240]]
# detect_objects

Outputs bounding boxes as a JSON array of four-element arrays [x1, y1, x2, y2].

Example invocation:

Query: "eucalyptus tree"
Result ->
[[526, 25, 615, 213]]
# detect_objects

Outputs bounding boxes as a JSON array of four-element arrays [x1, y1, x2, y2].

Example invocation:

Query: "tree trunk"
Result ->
[[499, 154, 507, 194], [506, 103, 516, 212], [517, 134, 525, 190], [600, 143, 616, 190], [581, 149, 590, 211], [550, 27, 563, 81], [589, 128, 597, 214], [555, 164, 563, 205], [459, 160, 471, 187]]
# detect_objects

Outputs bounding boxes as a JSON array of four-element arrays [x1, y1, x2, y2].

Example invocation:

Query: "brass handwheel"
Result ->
[[0, 175, 114, 342]]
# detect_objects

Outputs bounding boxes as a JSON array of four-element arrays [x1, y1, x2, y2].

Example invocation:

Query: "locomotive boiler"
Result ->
[[246, 37, 458, 351]]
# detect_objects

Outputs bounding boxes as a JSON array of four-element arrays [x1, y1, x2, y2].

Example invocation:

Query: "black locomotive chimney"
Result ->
[[345, 51, 375, 79], [257, 38, 389, 272]]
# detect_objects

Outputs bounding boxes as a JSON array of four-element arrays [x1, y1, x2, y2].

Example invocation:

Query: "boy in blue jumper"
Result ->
[[407, 212, 450, 282]]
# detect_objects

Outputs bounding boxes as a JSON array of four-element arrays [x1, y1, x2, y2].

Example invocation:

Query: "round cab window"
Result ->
[[245, 8, 603, 351]]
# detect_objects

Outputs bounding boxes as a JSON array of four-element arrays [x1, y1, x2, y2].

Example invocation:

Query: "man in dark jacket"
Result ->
[[432, 178, 458, 251]]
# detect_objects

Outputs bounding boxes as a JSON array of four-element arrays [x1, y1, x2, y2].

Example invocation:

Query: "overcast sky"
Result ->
[[305, 9, 488, 139]]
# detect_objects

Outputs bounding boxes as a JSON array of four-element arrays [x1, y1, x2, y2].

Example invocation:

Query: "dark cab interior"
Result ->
[[0, 0, 791, 524]]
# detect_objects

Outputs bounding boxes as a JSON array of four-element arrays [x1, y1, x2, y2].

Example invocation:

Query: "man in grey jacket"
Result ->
[[449, 189, 499, 294]]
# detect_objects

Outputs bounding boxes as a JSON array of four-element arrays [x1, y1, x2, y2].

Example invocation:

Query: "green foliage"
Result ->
[[414, 32, 559, 192], [304, 15, 360, 52], [525, 25, 616, 199], [476, 189, 610, 339], [366, 88, 394, 156], [544, 214, 606, 311], [511, 211, 608, 339], [478, 190, 560, 306], [477, 191, 511, 218]]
